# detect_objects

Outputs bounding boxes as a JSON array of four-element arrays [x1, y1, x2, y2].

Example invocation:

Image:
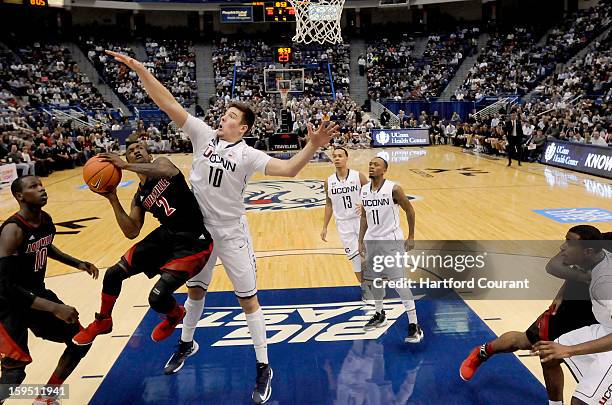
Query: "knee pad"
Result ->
[[148, 274, 182, 314]]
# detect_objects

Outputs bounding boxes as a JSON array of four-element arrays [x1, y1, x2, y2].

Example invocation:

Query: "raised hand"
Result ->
[[308, 121, 341, 148], [105, 50, 145, 72]]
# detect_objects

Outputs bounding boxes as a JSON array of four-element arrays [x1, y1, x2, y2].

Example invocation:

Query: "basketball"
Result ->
[[82, 156, 122, 194]]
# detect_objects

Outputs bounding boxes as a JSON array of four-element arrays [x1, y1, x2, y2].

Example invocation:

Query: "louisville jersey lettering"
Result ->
[[0, 211, 55, 293], [134, 170, 207, 236]]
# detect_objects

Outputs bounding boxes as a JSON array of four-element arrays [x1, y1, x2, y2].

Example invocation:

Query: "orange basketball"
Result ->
[[82, 156, 122, 194]]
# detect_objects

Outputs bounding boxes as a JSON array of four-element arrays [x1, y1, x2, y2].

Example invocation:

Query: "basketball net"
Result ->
[[279, 88, 289, 108], [289, 0, 345, 44]]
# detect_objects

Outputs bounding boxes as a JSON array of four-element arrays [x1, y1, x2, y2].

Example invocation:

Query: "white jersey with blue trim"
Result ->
[[360, 179, 403, 240], [327, 170, 362, 222], [181, 114, 272, 225]]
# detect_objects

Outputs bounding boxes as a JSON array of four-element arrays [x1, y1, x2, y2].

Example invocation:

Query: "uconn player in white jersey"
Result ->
[[107, 51, 339, 404], [321, 147, 368, 297], [358, 157, 423, 343], [533, 226, 612, 405]]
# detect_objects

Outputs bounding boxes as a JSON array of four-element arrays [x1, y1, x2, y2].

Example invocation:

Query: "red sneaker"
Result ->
[[33, 395, 60, 405], [460, 346, 486, 381], [72, 314, 113, 346], [151, 306, 186, 342]]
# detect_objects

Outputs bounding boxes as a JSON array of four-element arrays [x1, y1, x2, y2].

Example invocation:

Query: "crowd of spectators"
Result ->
[[82, 38, 197, 109], [213, 37, 351, 103], [142, 39, 197, 108], [455, 3, 611, 101], [367, 27, 479, 101], [1, 42, 108, 110]]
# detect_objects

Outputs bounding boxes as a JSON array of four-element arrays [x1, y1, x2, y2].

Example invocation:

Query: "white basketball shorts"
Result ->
[[337, 217, 360, 263], [556, 324, 612, 405], [187, 216, 257, 298]]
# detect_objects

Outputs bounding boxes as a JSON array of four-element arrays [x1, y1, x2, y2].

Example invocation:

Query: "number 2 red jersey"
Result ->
[[133, 169, 208, 236]]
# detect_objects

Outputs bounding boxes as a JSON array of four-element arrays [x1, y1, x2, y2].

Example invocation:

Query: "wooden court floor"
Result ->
[[2, 145, 611, 404]]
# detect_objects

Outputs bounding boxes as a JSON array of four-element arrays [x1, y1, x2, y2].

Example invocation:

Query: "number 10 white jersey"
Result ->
[[182, 114, 271, 225], [327, 170, 362, 222]]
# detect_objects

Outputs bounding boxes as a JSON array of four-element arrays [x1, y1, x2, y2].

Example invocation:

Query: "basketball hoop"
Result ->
[[289, 0, 345, 44]]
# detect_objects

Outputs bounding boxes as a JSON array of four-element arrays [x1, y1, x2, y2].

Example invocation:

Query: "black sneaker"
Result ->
[[252, 363, 273, 404], [405, 323, 424, 343], [164, 340, 199, 374], [363, 310, 387, 331]]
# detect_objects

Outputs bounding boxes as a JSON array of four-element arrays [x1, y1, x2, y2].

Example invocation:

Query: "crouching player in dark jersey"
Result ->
[[0, 176, 99, 405], [73, 141, 213, 346], [460, 225, 604, 405]]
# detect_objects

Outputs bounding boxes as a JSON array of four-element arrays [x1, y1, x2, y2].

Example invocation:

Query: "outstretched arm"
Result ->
[[265, 121, 340, 177], [48, 245, 99, 279], [99, 154, 179, 180], [105, 50, 188, 127]]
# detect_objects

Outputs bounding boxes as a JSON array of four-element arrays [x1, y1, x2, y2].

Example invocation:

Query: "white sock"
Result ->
[[402, 300, 418, 324], [181, 297, 205, 343], [375, 300, 384, 313], [351, 255, 362, 273], [548, 401, 563, 405], [395, 284, 418, 324], [246, 308, 268, 364]]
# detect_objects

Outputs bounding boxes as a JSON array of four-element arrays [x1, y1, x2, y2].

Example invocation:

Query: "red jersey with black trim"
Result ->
[[0, 211, 55, 294], [134, 169, 209, 237]]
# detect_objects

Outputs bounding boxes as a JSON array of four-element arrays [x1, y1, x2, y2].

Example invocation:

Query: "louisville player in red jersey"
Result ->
[[0, 176, 99, 405], [73, 141, 213, 345]]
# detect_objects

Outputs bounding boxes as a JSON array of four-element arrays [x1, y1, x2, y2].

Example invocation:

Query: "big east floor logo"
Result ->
[[179, 300, 409, 346], [244, 180, 326, 211]]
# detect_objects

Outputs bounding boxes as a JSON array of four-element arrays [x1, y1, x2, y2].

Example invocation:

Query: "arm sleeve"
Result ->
[[0, 256, 36, 309], [180, 114, 216, 153]]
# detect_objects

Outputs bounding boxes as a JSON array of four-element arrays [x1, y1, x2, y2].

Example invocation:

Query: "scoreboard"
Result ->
[[2, 0, 63, 6], [221, 2, 295, 23], [274, 47, 293, 63], [257, 1, 296, 22]]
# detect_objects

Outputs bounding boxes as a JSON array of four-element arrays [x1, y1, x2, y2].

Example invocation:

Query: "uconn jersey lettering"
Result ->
[[327, 170, 361, 221], [182, 114, 271, 225], [360, 180, 403, 240]]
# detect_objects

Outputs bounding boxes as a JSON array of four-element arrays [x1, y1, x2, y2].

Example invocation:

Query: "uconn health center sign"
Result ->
[[541, 140, 612, 179], [371, 129, 430, 147]]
